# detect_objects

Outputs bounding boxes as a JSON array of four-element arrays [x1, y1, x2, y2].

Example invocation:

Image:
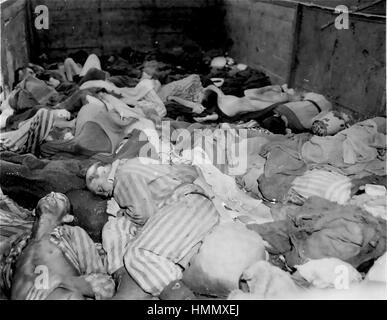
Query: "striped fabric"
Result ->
[[113, 158, 199, 226], [289, 170, 352, 205], [124, 188, 219, 296], [0, 194, 34, 258], [1, 233, 31, 295], [105, 159, 220, 295], [0, 193, 34, 296], [0, 209, 33, 252], [0, 195, 107, 297], [0, 193, 33, 221], [157, 74, 204, 103], [102, 216, 138, 274], [50, 225, 107, 275], [0, 108, 54, 155], [23, 108, 55, 155]]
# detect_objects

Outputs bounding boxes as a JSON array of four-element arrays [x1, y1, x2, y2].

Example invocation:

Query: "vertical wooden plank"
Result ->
[[224, 0, 297, 83], [287, 2, 302, 87]]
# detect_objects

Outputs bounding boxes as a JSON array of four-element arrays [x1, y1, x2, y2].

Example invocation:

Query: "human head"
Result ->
[[86, 162, 113, 197], [261, 115, 287, 135], [35, 192, 73, 223], [13, 67, 35, 88]]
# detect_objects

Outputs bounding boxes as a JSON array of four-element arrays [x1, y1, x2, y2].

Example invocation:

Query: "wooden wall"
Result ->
[[28, 0, 228, 60], [224, 0, 298, 84], [291, 5, 386, 117], [1, 0, 386, 116], [1, 0, 31, 90], [224, 0, 386, 117]]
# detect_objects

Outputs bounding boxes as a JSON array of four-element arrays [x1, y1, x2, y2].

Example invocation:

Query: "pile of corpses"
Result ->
[[0, 50, 386, 300]]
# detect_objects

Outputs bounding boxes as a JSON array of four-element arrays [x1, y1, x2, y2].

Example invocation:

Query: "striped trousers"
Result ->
[[124, 190, 219, 296], [0, 108, 54, 155], [103, 185, 219, 296]]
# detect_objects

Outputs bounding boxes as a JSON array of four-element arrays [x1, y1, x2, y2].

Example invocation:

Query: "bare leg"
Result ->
[[64, 58, 82, 82], [79, 54, 101, 77]]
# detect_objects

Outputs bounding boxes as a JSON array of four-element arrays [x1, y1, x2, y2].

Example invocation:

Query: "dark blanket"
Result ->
[[0, 152, 108, 242], [0, 152, 91, 209], [201, 67, 271, 97]]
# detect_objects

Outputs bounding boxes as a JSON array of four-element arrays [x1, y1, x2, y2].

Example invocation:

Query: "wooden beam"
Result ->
[[287, 2, 303, 87], [320, 0, 385, 30]]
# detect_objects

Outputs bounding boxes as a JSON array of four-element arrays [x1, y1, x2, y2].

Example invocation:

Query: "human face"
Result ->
[[37, 192, 71, 219], [86, 164, 113, 197]]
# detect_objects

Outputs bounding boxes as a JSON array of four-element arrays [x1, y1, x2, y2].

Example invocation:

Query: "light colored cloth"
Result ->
[[0, 106, 14, 130], [203, 85, 281, 117], [228, 261, 299, 300], [80, 79, 166, 117], [176, 125, 269, 176], [136, 89, 166, 118], [339, 119, 386, 164], [75, 103, 137, 154], [124, 188, 219, 296], [97, 92, 146, 120], [11, 75, 58, 107], [183, 222, 267, 297], [289, 169, 352, 205], [157, 74, 204, 103], [295, 258, 362, 289], [365, 252, 387, 283], [180, 147, 273, 224], [0, 108, 55, 155], [349, 185, 387, 220], [176, 126, 247, 174], [302, 119, 386, 175]]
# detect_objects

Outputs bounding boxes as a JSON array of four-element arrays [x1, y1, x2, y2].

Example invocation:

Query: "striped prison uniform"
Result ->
[[104, 158, 220, 296], [0, 108, 54, 155], [0, 194, 34, 254], [50, 225, 107, 275]]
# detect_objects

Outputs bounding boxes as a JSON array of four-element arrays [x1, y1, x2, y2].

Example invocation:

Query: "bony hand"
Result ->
[[106, 198, 120, 216], [0, 135, 19, 151], [85, 274, 115, 300], [26, 272, 63, 300]]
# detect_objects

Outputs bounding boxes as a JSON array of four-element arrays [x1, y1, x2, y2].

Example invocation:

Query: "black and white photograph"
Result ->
[[0, 0, 386, 309]]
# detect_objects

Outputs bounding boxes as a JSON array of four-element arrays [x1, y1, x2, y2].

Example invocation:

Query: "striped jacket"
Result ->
[[111, 158, 200, 226]]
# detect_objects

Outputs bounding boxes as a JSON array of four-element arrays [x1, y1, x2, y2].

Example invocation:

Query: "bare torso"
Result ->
[[11, 233, 80, 300]]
